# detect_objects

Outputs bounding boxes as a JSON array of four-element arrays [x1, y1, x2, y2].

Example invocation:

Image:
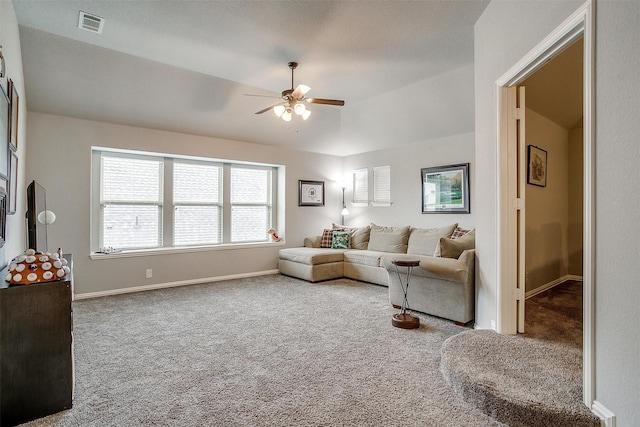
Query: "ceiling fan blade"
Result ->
[[255, 103, 285, 114], [306, 98, 345, 106], [292, 84, 311, 99]]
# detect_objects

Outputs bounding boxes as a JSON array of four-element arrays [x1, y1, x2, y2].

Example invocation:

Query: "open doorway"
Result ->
[[495, 1, 594, 408], [521, 38, 584, 342]]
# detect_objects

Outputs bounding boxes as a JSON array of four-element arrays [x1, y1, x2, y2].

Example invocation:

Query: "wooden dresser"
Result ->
[[0, 255, 73, 426]]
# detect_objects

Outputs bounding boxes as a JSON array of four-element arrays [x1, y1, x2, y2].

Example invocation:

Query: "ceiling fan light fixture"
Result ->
[[282, 108, 293, 122], [273, 105, 286, 117], [294, 103, 306, 115], [301, 110, 311, 120]]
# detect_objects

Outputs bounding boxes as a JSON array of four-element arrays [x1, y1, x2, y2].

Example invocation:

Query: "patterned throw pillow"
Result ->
[[331, 231, 351, 249], [451, 226, 471, 239], [320, 229, 334, 248]]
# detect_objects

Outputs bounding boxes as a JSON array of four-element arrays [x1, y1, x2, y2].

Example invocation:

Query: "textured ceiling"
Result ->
[[14, 0, 489, 156]]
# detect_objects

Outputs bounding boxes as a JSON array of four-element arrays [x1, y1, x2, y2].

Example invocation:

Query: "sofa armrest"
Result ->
[[304, 236, 322, 248]]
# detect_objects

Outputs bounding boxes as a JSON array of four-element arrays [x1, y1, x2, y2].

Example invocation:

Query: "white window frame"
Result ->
[[91, 148, 280, 255]]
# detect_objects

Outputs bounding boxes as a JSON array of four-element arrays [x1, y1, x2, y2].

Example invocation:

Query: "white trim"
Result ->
[[525, 274, 584, 299], [592, 401, 616, 427], [495, 0, 595, 409], [89, 240, 285, 260], [74, 269, 280, 300]]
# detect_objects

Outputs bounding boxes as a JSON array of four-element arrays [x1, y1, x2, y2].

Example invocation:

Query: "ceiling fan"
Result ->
[[246, 62, 345, 121]]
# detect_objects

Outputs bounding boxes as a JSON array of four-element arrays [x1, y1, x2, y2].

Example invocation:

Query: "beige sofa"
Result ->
[[278, 224, 475, 324]]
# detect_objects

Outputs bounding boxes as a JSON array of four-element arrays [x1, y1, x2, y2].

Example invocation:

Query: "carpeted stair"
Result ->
[[440, 329, 600, 427]]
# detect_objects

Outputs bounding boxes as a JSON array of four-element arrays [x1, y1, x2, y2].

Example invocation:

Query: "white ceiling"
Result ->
[[14, 0, 489, 156]]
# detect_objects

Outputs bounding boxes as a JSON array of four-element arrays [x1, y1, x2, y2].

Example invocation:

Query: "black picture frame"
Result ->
[[298, 180, 325, 206], [527, 145, 547, 187], [421, 163, 470, 213]]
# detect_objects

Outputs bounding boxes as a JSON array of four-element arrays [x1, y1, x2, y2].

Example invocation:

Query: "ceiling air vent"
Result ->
[[78, 11, 105, 34]]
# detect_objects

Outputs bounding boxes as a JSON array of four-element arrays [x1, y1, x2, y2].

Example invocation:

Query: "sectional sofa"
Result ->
[[278, 223, 476, 324]]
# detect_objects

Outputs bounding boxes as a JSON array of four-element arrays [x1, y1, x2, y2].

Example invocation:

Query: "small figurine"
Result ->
[[268, 228, 282, 242]]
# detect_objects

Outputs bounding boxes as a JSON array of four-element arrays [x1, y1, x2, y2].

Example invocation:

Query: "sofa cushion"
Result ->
[[331, 231, 351, 249], [381, 253, 470, 284], [279, 247, 346, 265], [333, 223, 371, 250], [438, 230, 475, 259], [407, 224, 457, 256], [343, 250, 389, 268], [368, 224, 411, 253]]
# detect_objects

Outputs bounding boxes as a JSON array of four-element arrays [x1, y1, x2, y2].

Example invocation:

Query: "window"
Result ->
[[373, 165, 391, 206], [352, 168, 368, 205], [173, 161, 222, 246], [230, 166, 272, 243], [100, 154, 163, 249], [92, 148, 278, 252]]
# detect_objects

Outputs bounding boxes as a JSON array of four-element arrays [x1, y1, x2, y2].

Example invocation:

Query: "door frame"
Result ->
[[494, 0, 594, 408]]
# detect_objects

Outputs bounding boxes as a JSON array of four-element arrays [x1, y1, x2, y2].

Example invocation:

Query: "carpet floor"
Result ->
[[440, 281, 599, 427], [22, 274, 505, 427]]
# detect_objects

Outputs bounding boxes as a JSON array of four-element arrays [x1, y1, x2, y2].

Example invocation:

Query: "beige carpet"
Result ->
[[22, 274, 505, 426], [440, 281, 599, 427]]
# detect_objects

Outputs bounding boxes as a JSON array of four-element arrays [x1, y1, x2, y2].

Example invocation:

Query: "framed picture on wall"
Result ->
[[527, 145, 547, 187], [421, 163, 470, 213], [8, 79, 18, 150], [0, 84, 8, 179], [298, 180, 324, 206], [8, 149, 17, 214]]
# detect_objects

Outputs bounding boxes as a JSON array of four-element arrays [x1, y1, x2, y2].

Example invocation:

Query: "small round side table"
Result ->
[[391, 259, 421, 329]]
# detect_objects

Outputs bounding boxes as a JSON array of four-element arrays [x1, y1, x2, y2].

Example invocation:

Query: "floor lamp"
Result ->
[[340, 185, 350, 225]]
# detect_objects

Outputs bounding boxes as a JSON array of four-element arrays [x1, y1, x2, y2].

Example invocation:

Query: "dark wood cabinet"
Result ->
[[0, 256, 73, 427]]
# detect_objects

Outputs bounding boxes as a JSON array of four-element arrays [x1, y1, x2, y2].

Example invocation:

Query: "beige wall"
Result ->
[[524, 108, 570, 292], [25, 113, 345, 296], [342, 132, 475, 231], [0, 1, 28, 266]]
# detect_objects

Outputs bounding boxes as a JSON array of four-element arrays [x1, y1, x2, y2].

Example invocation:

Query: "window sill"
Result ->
[[90, 241, 286, 260]]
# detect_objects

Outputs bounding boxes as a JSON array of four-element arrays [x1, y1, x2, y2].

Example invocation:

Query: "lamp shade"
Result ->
[[341, 207, 350, 216], [273, 105, 286, 117], [37, 210, 56, 225]]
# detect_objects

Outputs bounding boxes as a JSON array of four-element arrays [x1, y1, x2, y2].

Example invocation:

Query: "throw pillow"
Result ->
[[368, 224, 411, 253], [406, 224, 458, 256], [320, 229, 334, 248], [451, 226, 471, 239], [333, 223, 371, 250], [331, 231, 351, 249], [438, 229, 476, 259]]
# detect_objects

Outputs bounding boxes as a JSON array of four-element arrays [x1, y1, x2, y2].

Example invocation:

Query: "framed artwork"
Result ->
[[298, 180, 325, 206], [0, 181, 6, 248], [0, 84, 8, 179], [527, 145, 547, 187], [421, 163, 470, 213], [8, 149, 17, 214], [8, 79, 18, 150]]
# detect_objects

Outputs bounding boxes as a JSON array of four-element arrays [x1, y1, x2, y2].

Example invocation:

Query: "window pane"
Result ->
[[102, 156, 162, 202], [231, 206, 269, 242], [174, 162, 221, 203], [231, 168, 270, 203], [174, 206, 221, 245], [103, 205, 160, 248]]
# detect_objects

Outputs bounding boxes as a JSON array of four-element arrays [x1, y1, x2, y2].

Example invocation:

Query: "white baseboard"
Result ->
[[592, 400, 616, 427], [74, 269, 280, 300], [525, 274, 584, 299]]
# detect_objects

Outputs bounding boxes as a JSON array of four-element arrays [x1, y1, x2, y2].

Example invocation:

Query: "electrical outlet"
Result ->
[[146, 269, 152, 278]]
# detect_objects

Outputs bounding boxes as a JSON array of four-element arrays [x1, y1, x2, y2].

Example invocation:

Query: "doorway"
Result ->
[[494, 2, 595, 408]]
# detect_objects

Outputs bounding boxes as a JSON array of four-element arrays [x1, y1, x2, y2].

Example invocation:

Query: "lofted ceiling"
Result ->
[[13, 0, 489, 156]]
